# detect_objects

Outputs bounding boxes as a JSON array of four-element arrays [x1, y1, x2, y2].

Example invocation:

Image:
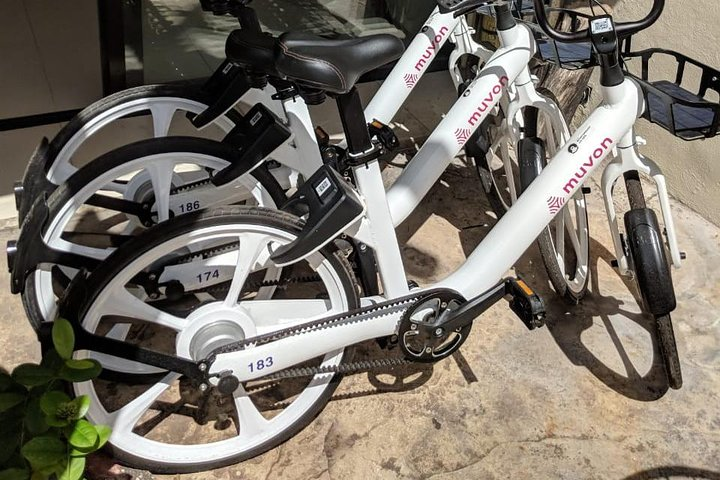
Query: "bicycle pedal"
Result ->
[[315, 126, 330, 148], [582, 186, 592, 194], [506, 278, 546, 330], [368, 119, 399, 152]]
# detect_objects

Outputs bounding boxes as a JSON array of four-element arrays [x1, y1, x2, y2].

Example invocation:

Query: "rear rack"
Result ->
[[622, 48, 720, 140]]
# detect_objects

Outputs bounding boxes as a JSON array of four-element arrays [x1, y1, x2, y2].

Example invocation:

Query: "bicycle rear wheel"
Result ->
[[45, 85, 239, 185], [22, 137, 286, 338], [69, 206, 360, 472]]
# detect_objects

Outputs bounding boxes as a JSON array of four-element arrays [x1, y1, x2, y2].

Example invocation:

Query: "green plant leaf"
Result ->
[[95, 424, 112, 449], [0, 392, 25, 412], [67, 396, 90, 420], [0, 416, 23, 464], [40, 350, 63, 372], [20, 436, 65, 469], [0, 468, 30, 480], [39, 391, 71, 416], [37, 462, 61, 477], [30, 471, 48, 480], [0, 372, 15, 392], [71, 422, 112, 456], [52, 318, 75, 360], [40, 391, 74, 427], [25, 396, 50, 435], [58, 456, 85, 480], [11, 364, 53, 387], [59, 360, 101, 383], [66, 419, 98, 450]]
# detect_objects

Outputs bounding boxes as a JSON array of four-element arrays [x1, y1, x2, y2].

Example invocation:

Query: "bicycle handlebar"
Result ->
[[532, 0, 665, 43]]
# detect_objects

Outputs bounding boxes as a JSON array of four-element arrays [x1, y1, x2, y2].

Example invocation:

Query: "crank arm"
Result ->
[[435, 280, 507, 333], [437, 277, 546, 333]]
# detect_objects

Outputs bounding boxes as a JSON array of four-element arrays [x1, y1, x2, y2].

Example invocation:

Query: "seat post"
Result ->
[[336, 87, 373, 156], [234, 5, 261, 32]]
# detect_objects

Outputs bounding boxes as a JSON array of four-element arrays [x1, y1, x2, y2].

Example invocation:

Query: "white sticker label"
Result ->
[[315, 177, 332, 197], [250, 111, 263, 126], [591, 18, 614, 34]]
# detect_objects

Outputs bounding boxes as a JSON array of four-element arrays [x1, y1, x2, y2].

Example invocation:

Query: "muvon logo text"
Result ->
[[563, 138, 613, 194], [415, 26, 450, 71], [468, 76, 509, 126]]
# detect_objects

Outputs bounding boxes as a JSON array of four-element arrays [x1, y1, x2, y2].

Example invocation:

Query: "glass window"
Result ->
[[122, 0, 437, 85]]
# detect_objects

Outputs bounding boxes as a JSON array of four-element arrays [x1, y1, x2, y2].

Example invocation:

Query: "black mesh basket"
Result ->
[[512, 2, 597, 70], [623, 48, 720, 140]]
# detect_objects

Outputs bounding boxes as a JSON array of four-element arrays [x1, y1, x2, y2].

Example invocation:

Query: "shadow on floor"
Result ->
[[623, 466, 720, 480], [396, 159, 674, 401], [540, 237, 670, 401]]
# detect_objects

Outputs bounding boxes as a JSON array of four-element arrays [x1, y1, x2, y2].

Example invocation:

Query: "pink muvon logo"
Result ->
[[414, 26, 450, 72], [467, 76, 510, 126], [562, 138, 614, 194]]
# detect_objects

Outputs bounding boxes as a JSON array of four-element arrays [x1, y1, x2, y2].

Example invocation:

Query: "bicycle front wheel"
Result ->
[[624, 171, 682, 389], [656, 314, 683, 389]]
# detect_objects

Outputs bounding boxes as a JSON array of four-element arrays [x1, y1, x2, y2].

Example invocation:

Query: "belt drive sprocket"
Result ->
[[398, 290, 470, 363]]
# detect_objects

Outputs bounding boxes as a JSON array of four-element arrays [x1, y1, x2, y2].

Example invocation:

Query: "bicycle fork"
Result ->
[[600, 128, 684, 278]]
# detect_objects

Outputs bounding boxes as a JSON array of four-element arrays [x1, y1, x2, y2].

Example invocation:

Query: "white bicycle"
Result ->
[[26, 0, 709, 472], [10, 1, 587, 342]]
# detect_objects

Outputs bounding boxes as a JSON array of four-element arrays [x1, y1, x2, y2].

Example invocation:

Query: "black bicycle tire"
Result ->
[[69, 205, 360, 473], [44, 84, 243, 176], [656, 314, 683, 390], [22, 137, 287, 332], [624, 172, 682, 389]]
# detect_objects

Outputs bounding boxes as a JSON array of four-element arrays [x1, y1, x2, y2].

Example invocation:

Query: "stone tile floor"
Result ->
[[0, 160, 718, 479]]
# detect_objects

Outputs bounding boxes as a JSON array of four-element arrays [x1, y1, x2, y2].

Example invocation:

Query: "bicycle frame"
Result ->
[[209, 17, 626, 380]]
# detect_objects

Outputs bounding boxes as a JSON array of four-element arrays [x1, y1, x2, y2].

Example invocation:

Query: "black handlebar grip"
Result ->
[[615, 0, 665, 37]]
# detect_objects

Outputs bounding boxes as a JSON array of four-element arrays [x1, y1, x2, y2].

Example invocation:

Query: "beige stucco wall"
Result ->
[[600, 1, 720, 226]]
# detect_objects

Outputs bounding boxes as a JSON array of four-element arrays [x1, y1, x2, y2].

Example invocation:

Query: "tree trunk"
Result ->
[[536, 66, 594, 121], [535, 0, 612, 121]]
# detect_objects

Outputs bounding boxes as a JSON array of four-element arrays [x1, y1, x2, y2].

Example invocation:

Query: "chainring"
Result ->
[[398, 291, 470, 363]]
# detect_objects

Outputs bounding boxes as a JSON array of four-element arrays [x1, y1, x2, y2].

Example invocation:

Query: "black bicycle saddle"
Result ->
[[275, 32, 404, 95]]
